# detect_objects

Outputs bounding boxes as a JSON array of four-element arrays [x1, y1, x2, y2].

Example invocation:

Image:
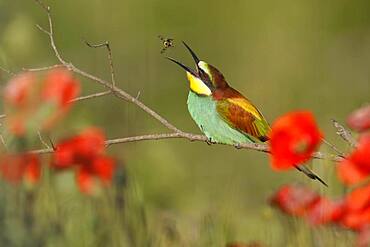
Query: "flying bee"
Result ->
[[158, 35, 174, 54]]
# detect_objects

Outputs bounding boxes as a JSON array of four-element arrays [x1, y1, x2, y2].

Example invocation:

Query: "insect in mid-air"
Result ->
[[158, 35, 174, 54], [166, 41, 327, 186]]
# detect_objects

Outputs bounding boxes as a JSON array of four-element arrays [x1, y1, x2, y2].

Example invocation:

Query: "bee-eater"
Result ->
[[167, 42, 326, 186], [167, 42, 270, 145]]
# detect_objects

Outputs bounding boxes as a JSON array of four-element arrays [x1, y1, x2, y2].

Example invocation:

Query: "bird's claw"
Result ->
[[206, 138, 216, 145], [234, 143, 242, 149]]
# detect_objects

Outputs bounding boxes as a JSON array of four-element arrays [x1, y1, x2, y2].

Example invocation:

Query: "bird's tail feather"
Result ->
[[294, 165, 327, 187]]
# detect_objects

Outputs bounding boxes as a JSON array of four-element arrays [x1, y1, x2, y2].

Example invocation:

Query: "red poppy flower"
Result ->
[[270, 184, 320, 216], [269, 111, 323, 170], [307, 198, 345, 225], [52, 128, 106, 169], [51, 128, 116, 194], [340, 184, 370, 230], [0, 154, 41, 184], [357, 227, 370, 247], [42, 68, 80, 108], [76, 155, 115, 194], [346, 184, 370, 212], [347, 105, 370, 133], [341, 207, 370, 230], [3, 69, 80, 136], [338, 134, 370, 185], [3, 72, 36, 107]]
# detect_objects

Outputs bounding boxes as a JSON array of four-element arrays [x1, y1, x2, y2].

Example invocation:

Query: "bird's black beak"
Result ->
[[166, 57, 195, 75], [182, 41, 200, 71], [166, 41, 201, 76]]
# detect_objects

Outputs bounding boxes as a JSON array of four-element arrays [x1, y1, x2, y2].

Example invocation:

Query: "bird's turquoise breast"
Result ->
[[187, 91, 254, 144]]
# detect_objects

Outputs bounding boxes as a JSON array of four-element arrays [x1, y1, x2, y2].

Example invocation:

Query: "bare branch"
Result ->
[[331, 119, 357, 148], [84, 40, 116, 87], [23, 64, 64, 72], [0, 114, 6, 120], [37, 131, 51, 149], [33, 0, 180, 133], [28, 131, 343, 163], [70, 91, 111, 102]]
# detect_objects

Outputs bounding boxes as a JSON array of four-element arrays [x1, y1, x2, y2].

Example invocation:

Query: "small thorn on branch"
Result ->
[[331, 119, 357, 148], [35, 24, 50, 35], [37, 131, 51, 149]]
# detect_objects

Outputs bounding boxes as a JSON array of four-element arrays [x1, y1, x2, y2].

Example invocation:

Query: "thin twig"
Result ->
[[37, 131, 51, 149], [23, 64, 64, 72], [84, 40, 116, 87], [33, 0, 180, 133], [46, 135, 56, 150], [331, 119, 357, 148], [0, 134, 7, 150], [322, 138, 345, 157], [70, 91, 111, 102], [136, 91, 141, 99], [0, 114, 6, 120]]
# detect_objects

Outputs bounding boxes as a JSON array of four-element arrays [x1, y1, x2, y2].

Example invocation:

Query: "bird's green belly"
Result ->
[[187, 91, 254, 144]]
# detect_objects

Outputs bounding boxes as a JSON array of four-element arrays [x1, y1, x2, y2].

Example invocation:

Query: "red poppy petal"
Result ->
[[269, 111, 323, 170], [76, 167, 94, 194], [347, 105, 370, 133]]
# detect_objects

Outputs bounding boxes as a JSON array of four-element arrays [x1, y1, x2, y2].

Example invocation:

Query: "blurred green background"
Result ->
[[0, 0, 370, 246]]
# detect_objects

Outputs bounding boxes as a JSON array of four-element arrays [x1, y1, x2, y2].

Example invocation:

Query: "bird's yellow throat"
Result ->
[[186, 72, 211, 96]]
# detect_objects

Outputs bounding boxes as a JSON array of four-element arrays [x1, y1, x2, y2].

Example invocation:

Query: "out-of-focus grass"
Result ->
[[1, 0, 370, 246]]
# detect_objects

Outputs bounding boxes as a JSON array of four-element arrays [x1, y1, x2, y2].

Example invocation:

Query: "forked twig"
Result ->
[[84, 40, 116, 87]]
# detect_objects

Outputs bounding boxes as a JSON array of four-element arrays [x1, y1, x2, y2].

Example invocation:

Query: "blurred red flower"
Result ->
[[347, 105, 370, 133], [76, 155, 115, 194], [338, 134, 370, 185], [269, 111, 323, 170], [42, 68, 80, 109], [52, 128, 105, 169], [270, 184, 320, 216], [51, 128, 116, 194], [0, 154, 41, 184], [357, 227, 370, 247], [3, 72, 36, 107], [336, 184, 370, 230], [341, 208, 370, 230], [346, 184, 370, 212], [307, 198, 345, 225], [3, 69, 80, 136]]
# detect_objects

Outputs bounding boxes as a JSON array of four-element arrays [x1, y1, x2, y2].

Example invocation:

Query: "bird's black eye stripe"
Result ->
[[198, 69, 214, 91]]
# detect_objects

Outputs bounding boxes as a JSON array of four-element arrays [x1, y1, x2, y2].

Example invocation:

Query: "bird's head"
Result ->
[[167, 42, 228, 96]]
